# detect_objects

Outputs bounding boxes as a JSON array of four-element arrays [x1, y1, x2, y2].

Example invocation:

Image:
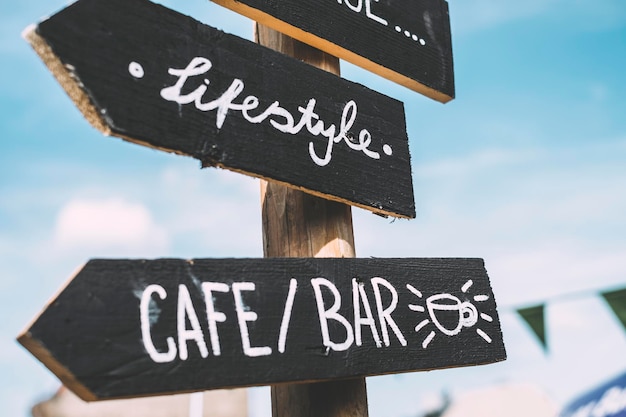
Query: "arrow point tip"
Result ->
[[21, 24, 37, 42]]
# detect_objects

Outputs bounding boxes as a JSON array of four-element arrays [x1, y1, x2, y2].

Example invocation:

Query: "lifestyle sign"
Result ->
[[211, 0, 455, 102], [25, 0, 415, 219], [19, 258, 506, 401]]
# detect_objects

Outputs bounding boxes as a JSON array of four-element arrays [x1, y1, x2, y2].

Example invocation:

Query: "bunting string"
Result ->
[[503, 285, 626, 353]]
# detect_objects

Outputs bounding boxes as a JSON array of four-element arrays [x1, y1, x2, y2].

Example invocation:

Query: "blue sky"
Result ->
[[2, 0, 626, 416]]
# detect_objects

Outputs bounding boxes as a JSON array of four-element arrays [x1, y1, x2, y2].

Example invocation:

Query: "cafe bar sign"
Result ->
[[19, 258, 505, 400]]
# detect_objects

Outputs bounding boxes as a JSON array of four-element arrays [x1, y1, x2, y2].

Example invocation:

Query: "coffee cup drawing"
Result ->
[[426, 294, 478, 336], [407, 279, 494, 349]]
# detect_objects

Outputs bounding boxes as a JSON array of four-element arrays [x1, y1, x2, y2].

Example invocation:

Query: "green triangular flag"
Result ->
[[518, 305, 547, 352], [601, 288, 626, 332]]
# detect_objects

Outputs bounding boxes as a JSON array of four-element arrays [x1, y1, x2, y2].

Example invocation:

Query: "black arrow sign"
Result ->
[[211, 0, 455, 102], [25, 0, 416, 219], [19, 258, 506, 401]]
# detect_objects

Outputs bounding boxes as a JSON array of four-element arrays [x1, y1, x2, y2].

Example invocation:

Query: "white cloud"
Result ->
[[52, 198, 168, 256]]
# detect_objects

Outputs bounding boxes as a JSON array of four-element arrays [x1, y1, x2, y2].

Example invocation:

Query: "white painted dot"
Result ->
[[404, 30, 411, 37], [383, 144, 393, 156], [420, 38, 426, 46], [128, 61, 144, 79], [395, 25, 402, 32], [412, 34, 418, 41]]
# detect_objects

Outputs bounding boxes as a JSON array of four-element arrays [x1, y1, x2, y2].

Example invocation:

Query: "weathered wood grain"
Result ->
[[25, 0, 415, 219], [18, 258, 506, 401], [256, 24, 367, 417], [211, 0, 455, 102]]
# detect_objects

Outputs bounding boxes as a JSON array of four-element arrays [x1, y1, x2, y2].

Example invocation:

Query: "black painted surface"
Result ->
[[22, 258, 506, 400], [212, 0, 454, 100], [33, 0, 415, 218]]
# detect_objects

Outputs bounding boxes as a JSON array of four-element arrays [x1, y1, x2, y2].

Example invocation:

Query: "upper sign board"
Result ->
[[25, 0, 415, 218], [19, 258, 506, 401], [211, 0, 455, 102]]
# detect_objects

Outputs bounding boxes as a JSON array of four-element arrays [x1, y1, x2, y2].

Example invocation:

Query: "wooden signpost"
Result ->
[[20, 0, 506, 416], [19, 258, 505, 401], [255, 27, 370, 417], [211, 0, 455, 102], [24, 0, 415, 219]]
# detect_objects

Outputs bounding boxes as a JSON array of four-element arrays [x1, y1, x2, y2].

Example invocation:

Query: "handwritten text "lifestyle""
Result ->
[[159, 57, 388, 167]]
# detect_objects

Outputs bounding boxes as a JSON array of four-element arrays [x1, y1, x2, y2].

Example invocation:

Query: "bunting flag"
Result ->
[[601, 288, 626, 332], [517, 305, 548, 352], [513, 285, 626, 353]]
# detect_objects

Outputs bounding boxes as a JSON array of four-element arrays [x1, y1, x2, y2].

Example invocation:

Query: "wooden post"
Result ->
[[256, 24, 369, 417]]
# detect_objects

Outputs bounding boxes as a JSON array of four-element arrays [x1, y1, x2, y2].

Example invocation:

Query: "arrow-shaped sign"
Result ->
[[19, 258, 506, 401], [211, 0, 455, 102], [25, 0, 416, 219]]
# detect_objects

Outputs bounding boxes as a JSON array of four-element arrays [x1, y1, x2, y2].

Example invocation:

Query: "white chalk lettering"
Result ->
[[140, 284, 177, 363], [352, 278, 382, 348], [365, 0, 388, 26], [160, 57, 212, 105], [177, 284, 209, 360], [201, 282, 229, 356], [232, 282, 272, 357], [337, 0, 388, 26], [341, 0, 362, 13], [308, 100, 381, 166], [371, 277, 407, 347], [160, 57, 383, 167], [311, 278, 355, 351], [139, 275, 496, 362], [278, 278, 298, 353]]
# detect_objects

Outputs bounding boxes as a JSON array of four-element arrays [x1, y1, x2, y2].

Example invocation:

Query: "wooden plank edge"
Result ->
[[151, 348, 504, 395], [211, 0, 453, 103], [110, 129, 415, 218], [16, 262, 98, 402], [17, 332, 98, 402], [235, 162, 414, 219], [133, 353, 506, 400], [14, 344, 505, 402], [22, 25, 112, 136]]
